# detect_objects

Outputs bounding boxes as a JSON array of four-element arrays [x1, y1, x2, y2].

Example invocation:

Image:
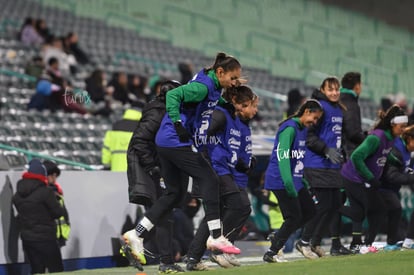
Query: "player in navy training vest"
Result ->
[[122, 53, 243, 272], [296, 77, 351, 258], [185, 85, 258, 269], [263, 99, 323, 263]]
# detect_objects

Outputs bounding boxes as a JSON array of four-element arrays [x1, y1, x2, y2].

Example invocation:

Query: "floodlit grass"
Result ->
[[59, 250, 414, 275]]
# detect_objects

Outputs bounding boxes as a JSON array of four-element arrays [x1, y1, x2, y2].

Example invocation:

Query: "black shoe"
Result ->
[[263, 251, 276, 263], [159, 263, 185, 274], [267, 232, 276, 241], [330, 245, 352, 256], [349, 243, 363, 254]]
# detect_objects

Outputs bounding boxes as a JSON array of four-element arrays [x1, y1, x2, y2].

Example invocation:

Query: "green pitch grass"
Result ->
[[59, 250, 414, 275]]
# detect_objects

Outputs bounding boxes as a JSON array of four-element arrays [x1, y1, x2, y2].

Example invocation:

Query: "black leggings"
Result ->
[[186, 187, 251, 261], [269, 188, 315, 253], [340, 178, 384, 245], [301, 188, 342, 246], [145, 146, 220, 230], [378, 190, 402, 245]]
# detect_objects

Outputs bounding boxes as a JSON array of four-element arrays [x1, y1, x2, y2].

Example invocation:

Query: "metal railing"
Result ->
[[0, 143, 97, 170]]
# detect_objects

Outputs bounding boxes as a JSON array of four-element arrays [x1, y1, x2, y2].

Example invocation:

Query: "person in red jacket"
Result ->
[[13, 159, 65, 274]]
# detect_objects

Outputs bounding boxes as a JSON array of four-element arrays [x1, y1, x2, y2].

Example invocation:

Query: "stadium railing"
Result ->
[[0, 143, 97, 170]]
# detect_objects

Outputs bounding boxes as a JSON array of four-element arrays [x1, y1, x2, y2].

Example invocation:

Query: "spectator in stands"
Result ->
[[85, 69, 112, 116], [102, 103, 144, 171], [263, 99, 323, 263], [13, 159, 65, 274], [45, 57, 87, 115], [35, 18, 52, 42], [285, 88, 306, 117], [128, 74, 148, 104], [63, 32, 90, 65], [108, 72, 135, 105], [380, 96, 393, 113], [27, 73, 61, 112], [297, 77, 351, 258], [340, 72, 367, 253], [46, 57, 64, 86], [43, 160, 71, 248], [19, 17, 44, 46], [42, 36, 77, 76], [340, 105, 407, 252], [178, 61, 194, 84], [123, 52, 243, 270], [25, 56, 44, 80], [147, 78, 164, 102]]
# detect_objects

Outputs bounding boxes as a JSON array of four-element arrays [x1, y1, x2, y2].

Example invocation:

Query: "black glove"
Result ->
[[148, 166, 161, 183], [174, 121, 191, 143], [324, 147, 343, 164], [250, 155, 257, 171], [367, 178, 381, 189], [235, 158, 249, 173]]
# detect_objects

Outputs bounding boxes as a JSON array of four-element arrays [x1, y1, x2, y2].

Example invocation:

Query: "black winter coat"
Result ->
[[13, 173, 65, 241], [127, 98, 166, 205], [340, 92, 366, 160]]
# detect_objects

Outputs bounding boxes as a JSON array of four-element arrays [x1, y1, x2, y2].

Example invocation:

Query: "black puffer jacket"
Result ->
[[128, 98, 165, 171], [127, 98, 166, 205], [13, 173, 64, 241], [340, 91, 366, 160]]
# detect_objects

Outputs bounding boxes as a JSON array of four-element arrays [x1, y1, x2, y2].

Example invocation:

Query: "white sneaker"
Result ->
[[223, 253, 241, 266], [402, 238, 414, 249], [210, 253, 233, 268], [295, 241, 318, 259], [206, 235, 241, 254], [122, 229, 146, 264]]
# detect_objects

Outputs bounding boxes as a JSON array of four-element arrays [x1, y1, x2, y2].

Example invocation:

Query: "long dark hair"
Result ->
[[374, 104, 406, 130], [279, 99, 323, 126], [222, 85, 256, 105], [205, 52, 241, 73]]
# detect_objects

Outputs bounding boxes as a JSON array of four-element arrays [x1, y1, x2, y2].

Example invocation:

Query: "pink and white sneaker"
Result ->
[[206, 235, 241, 254], [359, 245, 378, 254]]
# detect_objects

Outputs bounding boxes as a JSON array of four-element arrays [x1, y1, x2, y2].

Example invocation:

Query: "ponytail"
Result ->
[[205, 52, 241, 73]]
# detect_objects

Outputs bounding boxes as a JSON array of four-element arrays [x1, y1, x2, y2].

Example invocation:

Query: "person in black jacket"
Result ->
[[127, 80, 182, 205], [13, 159, 65, 274], [126, 80, 187, 273], [340, 72, 367, 252], [340, 72, 366, 160]]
